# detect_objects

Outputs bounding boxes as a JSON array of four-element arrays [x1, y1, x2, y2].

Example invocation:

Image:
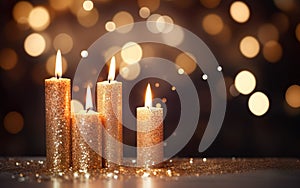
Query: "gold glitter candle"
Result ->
[[137, 84, 164, 167], [45, 50, 71, 172], [97, 57, 122, 167], [71, 86, 102, 172]]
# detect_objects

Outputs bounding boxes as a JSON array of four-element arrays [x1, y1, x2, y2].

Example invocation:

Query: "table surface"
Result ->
[[1, 157, 300, 188]]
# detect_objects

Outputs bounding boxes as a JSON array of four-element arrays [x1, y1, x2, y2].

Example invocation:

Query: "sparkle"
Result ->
[[202, 74, 208, 80], [217, 66, 222, 72]]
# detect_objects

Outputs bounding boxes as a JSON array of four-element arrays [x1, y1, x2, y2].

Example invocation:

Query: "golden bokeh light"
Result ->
[[13, 1, 33, 24], [229, 84, 240, 97], [230, 1, 250, 23], [70, 0, 84, 15], [234, 70, 256, 95], [248, 92, 270, 116], [273, 0, 296, 12], [46, 54, 68, 76], [285, 85, 300, 108], [178, 68, 185, 75], [138, 0, 160, 12], [4, 111, 24, 134], [113, 11, 134, 33], [162, 26, 184, 46], [157, 15, 174, 33], [272, 13, 289, 34], [263, 40, 282, 63], [171, 86, 176, 91], [139, 7, 151, 18], [24, 33, 46, 57], [258, 23, 279, 44], [119, 61, 141, 80], [49, 0, 72, 11], [71, 99, 84, 113], [200, 0, 221, 9], [240, 36, 260, 58], [0, 48, 18, 71], [121, 42, 143, 64], [83, 0, 94, 11], [202, 14, 224, 35], [77, 8, 99, 27], [147, 14, 161, 33], [53, 33, 73, 54], [296, 23, 300, 42], [162, 98, 167, 103], [156, 103, 162, 108], [105, 21, 116, 32], [28, 6, 50, 31], [175, 52, 197, 74], [155, 82, 160, 87]]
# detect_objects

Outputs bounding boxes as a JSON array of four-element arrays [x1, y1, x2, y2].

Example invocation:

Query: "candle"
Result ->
[[97, 56, 122, 167], [71, 86, 102, 172], [137, 84, 163, 167], [45, 50, 71, 172]]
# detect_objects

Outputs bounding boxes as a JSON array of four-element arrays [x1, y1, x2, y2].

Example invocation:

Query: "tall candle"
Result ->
[[45, 50, 71, 172], [97, 56, 122, 167], [137, 84, 163, 167], [72, 86, 102, 172]]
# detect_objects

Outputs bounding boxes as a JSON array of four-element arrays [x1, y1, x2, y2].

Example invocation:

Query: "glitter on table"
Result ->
[[97, 56, 123, 167], [71, 86, 102, 172], [45, 50, 71, 173]]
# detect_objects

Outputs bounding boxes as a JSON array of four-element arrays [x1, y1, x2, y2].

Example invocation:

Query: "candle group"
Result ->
[[45, 51, 164, 171]]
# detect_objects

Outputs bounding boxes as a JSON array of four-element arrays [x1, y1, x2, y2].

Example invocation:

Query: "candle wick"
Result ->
[[56, 74, 59, 79], [108, 79, 111, 83], [86, 107, 92, 113]]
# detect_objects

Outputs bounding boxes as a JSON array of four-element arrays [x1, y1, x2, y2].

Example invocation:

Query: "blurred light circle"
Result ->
[[240, 36, 260, 58], [121, 42, 143, 64], [285, 85, 300, 108], [202, 74, 208, 80], [258, 23, 279, 44], [4, 111, 24, 134], [202, 14, 224, 35], [103, 46, 120, 62], [155, 82, 160, 87], [162, 26, 184, 46], [263, 40, 282, 63], [229, 84, 240, 97], [13, 1, 33, 24], [46, 55, 68, 76], [0, 48, 18, 70], [77, 8, 99, 27], [71, 99, 84, 113], [248, 92, 270, 116], [274, 0, 296, 12], [139, 7, 151, 18], [230, 1, 250, 23], [49, 0, 72, 11], [28, 6, 50, 31], [113, 11, 134, 33], [272, 13, 289, 34], [177, 68, 185, 75], [175, 52, 197, 74], [157, 15, 174, 33], [296, 23, 300, 42], [81, 50, 88, 58], [156, 103, 162, 108], [200, 0, 221, 8], [105, 21, 116, 32], [234, 70, 256, 95], [24, 33, 46, 57], [171, 86, 176, 91], [119, 61, 141, 80], [217, 66, 222, 71], [53, 33, 73, 54], [138, 0, 160, 12], [70, 0, 85, 15], [147, 14, 161, 33], [83, 0, 94, 11]]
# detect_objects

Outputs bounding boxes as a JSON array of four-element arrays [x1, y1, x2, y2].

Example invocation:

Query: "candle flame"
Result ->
[[145, 83, 152, 108], [55, 49, 62, 78], [108, 56, 116, 82], [85, 85, 93, 111]]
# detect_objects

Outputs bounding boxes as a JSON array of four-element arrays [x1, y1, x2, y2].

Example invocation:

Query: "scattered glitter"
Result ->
[[73, 172, 79, 178], [189, 158, 194, 164], [15, 162, 20, 166], [113, 174, 118, 179], [142, 172, 150, 178], [26, 162, 30, 165], [166, 169, 172, 176], [202, 74, 208, 80], [107, 172, 113, 178], [84, 173, 90, 179], [132, 159, 137, 164]]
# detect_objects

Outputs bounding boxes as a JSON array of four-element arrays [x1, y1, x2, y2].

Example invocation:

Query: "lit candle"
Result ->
[[71, 86, 102, 172], [45, 50, 71, 172], [137, 84, 163, 167], [97, 56, 122, 167]]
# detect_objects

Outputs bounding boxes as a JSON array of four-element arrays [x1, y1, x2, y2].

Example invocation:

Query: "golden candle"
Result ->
[[97, 56, 122, 167], [72, 86, 102, 172], [45, 50, 71, 172], [137, 84, 163, 167]]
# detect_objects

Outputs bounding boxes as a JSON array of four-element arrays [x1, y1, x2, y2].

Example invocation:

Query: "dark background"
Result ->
[[0, 0, 300, 157]]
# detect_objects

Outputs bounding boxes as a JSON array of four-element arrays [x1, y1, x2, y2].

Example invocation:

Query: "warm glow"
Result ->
[[230, 1, 250, 23], [263, 40, 282, 63], [274, 0, 295, 12], [145, 83, 152, 108], [202, 14, 224, 35], [28, 6, 50, 31], [139, 7, 150, 18], [234, 70, 256, 95], [296, 24, 300, 42], [121, 42, 143, 64], [77, 8, 99, 27], [53, 33, 73, 54], [240, 36, 260, 58], [46, 54, 68, 76], [105, 21, 116, 32], [113, 11, 134, 33], [248, 92, 270, 116], [83, 0, 94, 11], [138, 0, 160, 12], [258, 24, 279, 44], [285, 85, 300, 108], [55, 50, 62, 78], [0, 48, 18, 71], [24, 33, 46, 57], [4, 111, 24, 134], [85, 85, 93, 110], [175, 52, 197, 74], [147, 14, 161, 33], [108, 56, 116, 81], [13, 1, 33, 24]]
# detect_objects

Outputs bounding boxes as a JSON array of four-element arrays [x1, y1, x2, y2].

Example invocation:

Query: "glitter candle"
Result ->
[[72, 86, 102, 172], [97, 56, 122, 167], [45, 50, 71, 172], [137, 84, 163, 167]]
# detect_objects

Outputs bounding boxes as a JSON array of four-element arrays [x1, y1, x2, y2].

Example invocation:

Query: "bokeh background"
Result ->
[[0, 0, 300, 157]]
